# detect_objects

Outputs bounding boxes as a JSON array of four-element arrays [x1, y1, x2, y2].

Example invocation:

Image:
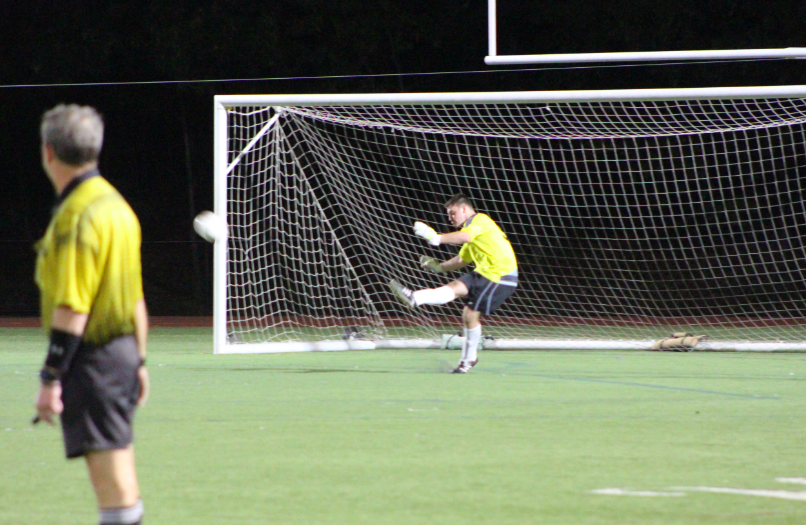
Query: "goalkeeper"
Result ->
[[390, 194, 518, 373]]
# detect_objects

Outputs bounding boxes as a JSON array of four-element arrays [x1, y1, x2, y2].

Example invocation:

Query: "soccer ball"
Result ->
[[193, 211, 227, 243]]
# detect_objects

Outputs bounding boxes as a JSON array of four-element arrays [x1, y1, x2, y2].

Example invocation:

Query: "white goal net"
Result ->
[[213, 88, 806, 353]]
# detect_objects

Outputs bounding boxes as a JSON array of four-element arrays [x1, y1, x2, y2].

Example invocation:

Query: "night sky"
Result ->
[[1, 1, 805, 316]]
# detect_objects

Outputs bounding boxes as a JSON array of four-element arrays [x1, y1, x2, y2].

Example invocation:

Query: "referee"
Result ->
[[34, 104, 149, 525]]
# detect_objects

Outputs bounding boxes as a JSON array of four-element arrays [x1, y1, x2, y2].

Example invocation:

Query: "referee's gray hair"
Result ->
[[40, 104, 104, 166]]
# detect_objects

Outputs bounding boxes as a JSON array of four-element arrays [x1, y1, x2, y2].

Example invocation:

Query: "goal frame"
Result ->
[[484, 0, 806, 65], [213, 85, 806, 354]]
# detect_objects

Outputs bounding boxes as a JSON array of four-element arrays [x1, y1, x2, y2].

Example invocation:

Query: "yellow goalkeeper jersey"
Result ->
[[458, 212, 518, 283], [35, 172, 144, 345]]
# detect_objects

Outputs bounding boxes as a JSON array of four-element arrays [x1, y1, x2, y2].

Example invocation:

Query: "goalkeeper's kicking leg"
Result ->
[[389, 279, 479, 372], [388, 254, 467, 309], [390, 270, 517, 373], [390, 277, 493, 374], [388, 279, 461, 309]]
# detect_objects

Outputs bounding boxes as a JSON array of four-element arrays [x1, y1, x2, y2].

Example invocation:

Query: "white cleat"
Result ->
[[389, 279, 416, 308], [451, 359, 478, 374]]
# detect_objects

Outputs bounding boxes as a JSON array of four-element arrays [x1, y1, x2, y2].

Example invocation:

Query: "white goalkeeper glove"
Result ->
[[413, 221, 441, 246], [419, 255, 446, 274]]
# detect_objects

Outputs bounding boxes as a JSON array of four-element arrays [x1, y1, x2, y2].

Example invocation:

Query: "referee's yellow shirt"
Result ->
[[458, 212, 518, 283], [35, 174, 144, 345]]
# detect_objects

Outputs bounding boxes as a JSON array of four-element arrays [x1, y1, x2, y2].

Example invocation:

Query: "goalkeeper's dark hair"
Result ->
[[445, 194, 474, 209], [40, 104, 104, 166]]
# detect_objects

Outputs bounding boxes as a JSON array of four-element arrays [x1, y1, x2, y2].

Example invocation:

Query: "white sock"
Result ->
[[99, 500, 143, 525], [462, 325, 482, 362], [412, 286, 455, 306]]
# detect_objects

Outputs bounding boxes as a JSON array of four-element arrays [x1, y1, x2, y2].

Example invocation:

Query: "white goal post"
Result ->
[[213, 86, 806, 354]]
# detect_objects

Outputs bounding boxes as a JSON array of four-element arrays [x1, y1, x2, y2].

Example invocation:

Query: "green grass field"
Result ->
[[2, 327, 806, 524]]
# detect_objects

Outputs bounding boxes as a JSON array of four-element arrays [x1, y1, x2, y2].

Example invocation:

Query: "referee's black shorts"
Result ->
[[60, 334, 141, 459], [458, 271, 517, 315]]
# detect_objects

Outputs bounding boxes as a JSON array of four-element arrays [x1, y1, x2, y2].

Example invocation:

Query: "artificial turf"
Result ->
[[2, 327, 806, 524]]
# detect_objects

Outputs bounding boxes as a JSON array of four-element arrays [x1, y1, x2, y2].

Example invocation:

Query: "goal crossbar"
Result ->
[[217, 86, 806, 107]]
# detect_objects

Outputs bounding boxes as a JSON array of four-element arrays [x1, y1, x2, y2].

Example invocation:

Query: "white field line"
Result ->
[[591, 488, 685, 497], [673, 486, 806, 501], [594, 478, 806, 500], [776, 478, 806, 485]]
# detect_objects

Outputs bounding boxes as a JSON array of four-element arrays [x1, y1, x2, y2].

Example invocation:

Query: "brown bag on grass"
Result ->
[[650, 332, 707, 352]]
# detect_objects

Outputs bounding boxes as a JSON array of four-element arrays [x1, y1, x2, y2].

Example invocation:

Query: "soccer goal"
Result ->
[[213, 86, 806, 354]]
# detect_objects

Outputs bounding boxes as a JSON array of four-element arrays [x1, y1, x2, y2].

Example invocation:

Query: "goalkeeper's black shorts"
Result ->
[[60, 334, 141, 459], [459, 271, 517, 315]]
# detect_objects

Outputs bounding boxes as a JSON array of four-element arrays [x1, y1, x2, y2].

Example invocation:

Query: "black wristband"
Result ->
[[42, 329, 83, 382], [39, 367, 60, 385]]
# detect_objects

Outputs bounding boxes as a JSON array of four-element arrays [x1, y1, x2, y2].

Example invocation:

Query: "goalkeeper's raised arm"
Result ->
[[413, 221, 471, 246]]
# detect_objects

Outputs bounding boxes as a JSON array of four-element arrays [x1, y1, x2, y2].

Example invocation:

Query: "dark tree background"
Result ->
[[1, 1, 805, 316]]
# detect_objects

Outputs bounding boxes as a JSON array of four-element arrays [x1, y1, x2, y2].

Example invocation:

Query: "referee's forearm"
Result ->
[[134, 299, 148, 362]]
